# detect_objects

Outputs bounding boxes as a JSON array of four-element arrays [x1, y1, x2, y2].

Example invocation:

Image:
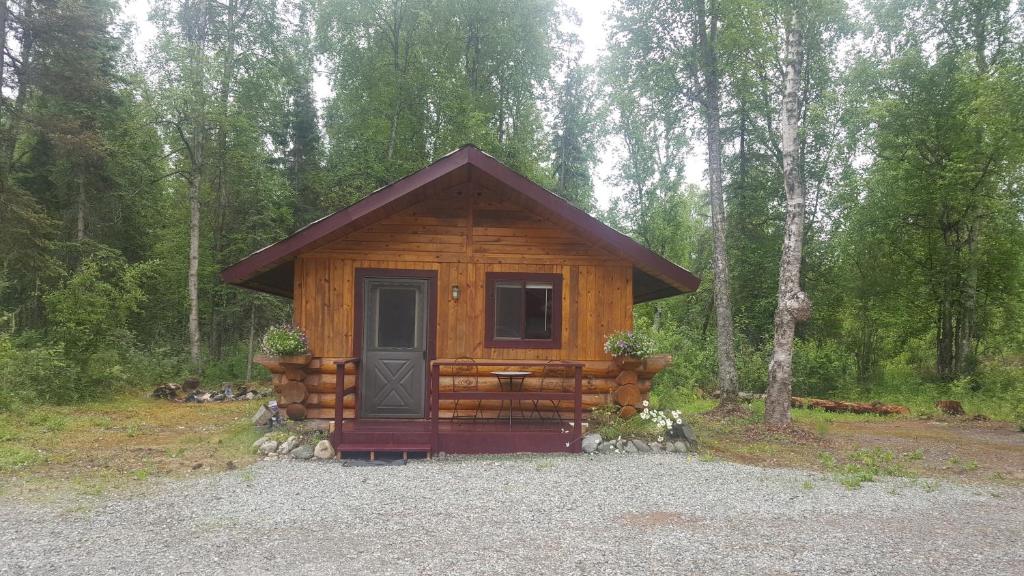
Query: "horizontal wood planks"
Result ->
[[293, 183, 633, 362]]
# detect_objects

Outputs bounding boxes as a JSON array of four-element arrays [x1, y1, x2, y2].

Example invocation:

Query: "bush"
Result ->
[[0, 335, 77, 409], [260, 324, 309, 356], [792, 338, 856, 397]]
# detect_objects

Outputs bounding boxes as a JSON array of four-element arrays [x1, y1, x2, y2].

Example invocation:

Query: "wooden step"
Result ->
[[334, 442, 432, 462]]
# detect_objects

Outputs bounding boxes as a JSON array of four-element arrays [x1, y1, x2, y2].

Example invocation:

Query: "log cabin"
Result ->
[[222, 145, 700, 457]]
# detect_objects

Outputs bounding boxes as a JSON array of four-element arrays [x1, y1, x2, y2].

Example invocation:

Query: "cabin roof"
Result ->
[[221, 145, 700, 303]]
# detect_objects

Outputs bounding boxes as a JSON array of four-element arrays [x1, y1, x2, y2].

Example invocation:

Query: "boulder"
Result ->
[[251, 434, 271, 451], [673, 440, 689, 454], [581, 433, 602, 454], [314, 439, 335, 460], [278, 436, 299, 455], [632, 439, 651, 453], [679, 423, 698, 446], [290, 445, 314, 460], [597, 441, 614, 454], [664, 441, 677, 453], [624, 442, 639, 454], [258, 440, 279, 455], [251, 405, 272, 426]]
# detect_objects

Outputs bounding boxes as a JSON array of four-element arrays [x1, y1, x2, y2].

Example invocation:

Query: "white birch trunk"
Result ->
[[765, 14, 811, 427]]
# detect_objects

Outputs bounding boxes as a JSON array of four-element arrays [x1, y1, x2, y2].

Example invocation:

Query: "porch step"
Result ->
[[335, 442, 432, 462]]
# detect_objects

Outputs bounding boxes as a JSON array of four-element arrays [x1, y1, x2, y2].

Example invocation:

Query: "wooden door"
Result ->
[[359, 276, 430, 418]]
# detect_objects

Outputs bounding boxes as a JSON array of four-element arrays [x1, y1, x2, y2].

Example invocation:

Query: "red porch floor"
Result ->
[[330, 419, 580, 456]]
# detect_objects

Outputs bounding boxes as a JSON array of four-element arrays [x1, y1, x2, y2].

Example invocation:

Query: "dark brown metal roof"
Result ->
[[221, 145, 700, 303]]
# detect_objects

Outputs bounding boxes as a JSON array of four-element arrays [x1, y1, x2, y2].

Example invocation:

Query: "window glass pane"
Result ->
[[377, 287, 417, 348], [494, 283, 523, 339], [524, 283, 552, 340]]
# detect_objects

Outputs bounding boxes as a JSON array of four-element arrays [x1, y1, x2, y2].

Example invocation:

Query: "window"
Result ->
[[485, 273, 562, 349]]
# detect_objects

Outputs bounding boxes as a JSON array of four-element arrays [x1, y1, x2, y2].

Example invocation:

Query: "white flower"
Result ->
[[642, 400, 650, 407], [640, 412, 649, 420], [676, 419, 683, 424]]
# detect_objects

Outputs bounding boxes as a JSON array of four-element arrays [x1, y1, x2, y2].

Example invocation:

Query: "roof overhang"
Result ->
[[221, 145, 700, 304]]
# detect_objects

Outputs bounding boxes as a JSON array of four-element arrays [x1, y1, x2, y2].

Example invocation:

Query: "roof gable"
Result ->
[[221, 145, 700, 302]]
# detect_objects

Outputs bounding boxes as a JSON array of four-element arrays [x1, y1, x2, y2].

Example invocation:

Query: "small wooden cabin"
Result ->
[[222, 145, 699, 456]]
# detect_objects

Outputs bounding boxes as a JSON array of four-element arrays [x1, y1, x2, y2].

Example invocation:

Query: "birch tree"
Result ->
[[765, 10, 811, 426]]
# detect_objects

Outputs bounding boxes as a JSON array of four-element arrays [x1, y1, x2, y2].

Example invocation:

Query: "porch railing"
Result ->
[[429, 360, 585, 453], [331, 357, 360, 447]]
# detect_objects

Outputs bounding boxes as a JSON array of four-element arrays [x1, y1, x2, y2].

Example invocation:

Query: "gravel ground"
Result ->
[[1, 454, 1021, 575]]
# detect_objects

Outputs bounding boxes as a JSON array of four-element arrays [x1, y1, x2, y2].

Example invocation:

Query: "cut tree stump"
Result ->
[[280, 380, 308, 404], [285, 403, 307, 420], [615, 370, 639, 387], [791, 396, 910, 416], [935, 400, 965, 416], [613, 384, 642, 408]]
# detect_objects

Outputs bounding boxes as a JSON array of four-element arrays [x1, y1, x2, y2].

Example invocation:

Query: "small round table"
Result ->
[[492, 371, 531, 424]]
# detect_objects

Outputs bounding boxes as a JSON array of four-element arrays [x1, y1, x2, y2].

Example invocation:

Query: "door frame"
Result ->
[[353, 268, 437, 419]]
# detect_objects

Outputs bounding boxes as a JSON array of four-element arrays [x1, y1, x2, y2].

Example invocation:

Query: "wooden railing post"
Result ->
[[431, 362, 440, 455], [573, 364, 583, 452], [332, 358, 358, 449]]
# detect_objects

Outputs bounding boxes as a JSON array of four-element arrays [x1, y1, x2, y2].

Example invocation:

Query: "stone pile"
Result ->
[[580, 423, 698, 455], [151, 382, 271, 403], [252, 433, 333, 461]]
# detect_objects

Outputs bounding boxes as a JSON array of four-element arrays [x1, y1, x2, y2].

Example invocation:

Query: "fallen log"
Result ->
[[791, 396, 910, 416]]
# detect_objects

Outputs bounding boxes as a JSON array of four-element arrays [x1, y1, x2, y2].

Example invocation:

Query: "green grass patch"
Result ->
[[819, 447, 917, 489]]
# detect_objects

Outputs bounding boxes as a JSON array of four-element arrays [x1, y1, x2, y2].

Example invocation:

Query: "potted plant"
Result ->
[[603, 329, 655, 370], [258, 324, 311, 367]]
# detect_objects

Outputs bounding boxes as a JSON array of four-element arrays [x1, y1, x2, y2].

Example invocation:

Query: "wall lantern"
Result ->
[[451, 285, 461, 301]]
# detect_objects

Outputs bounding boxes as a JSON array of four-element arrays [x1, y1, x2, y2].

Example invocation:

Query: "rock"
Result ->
[[673, 440, 689, 453], [290, 445, 314, 460], [258, 440, 279, 455], [614, 439, 625, 450], [597, 441, 614, 454], [632, 439, 651, 453], [314, 440, 335, 460], [650, 442, 663, 452], [664, 442, 677, 453], [679, 423, 698, 446], [251, 434, 270, 451], [624, 442, 639, 454], [278, 436, 299, 455], [243, 392, 255, 400], [581, 433, 602, 454], [251, 405, 272, 426]]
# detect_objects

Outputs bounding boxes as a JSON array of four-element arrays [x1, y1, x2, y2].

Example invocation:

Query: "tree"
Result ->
[[606, 0, 739, 404], [765, 10, 812, 427], [550, 61, 599, 210]]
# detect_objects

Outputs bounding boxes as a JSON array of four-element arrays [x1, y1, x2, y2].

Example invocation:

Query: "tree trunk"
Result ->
[[765, 14, 810, 427], [76, 175, 85, 241], [188, 168, 202, 372], [697, 3, 739, 405]]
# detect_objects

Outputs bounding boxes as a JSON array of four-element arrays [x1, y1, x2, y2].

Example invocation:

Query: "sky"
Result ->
[[122, 0, 705, 210]]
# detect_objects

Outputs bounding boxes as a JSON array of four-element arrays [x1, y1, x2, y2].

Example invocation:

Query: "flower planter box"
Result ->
[[254, 354, 312, 373]]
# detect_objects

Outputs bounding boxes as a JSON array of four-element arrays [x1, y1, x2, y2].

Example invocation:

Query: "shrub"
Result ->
[[603, 329, 656, 358], [0, 335, 77, 409], [260, 325, 309, 356]]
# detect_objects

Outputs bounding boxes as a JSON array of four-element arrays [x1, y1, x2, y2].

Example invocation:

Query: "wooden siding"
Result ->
[[293, 183, 633, 362]]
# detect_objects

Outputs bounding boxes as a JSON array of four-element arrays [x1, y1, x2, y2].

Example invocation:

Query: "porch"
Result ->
[[330, 359, 585, 457]]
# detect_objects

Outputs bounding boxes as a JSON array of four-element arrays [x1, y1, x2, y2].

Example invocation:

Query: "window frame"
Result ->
[[484, 272, 563, 349]]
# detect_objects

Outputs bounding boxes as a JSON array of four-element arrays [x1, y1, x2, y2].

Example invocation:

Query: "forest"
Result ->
[[0, 0, 1021, 423]]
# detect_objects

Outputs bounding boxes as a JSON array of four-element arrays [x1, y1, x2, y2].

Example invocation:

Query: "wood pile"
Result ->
[[791, 396, 910, 416]]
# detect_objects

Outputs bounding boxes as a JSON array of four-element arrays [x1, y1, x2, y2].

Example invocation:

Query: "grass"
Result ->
[[0, 392, 265, 499], [818, 448, 916, 489]]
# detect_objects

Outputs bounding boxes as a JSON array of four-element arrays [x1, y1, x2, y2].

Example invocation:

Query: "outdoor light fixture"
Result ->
[[451, 285, 461, 301]]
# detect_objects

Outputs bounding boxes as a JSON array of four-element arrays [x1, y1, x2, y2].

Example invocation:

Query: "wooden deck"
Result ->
[[330, 419, 578, 456]]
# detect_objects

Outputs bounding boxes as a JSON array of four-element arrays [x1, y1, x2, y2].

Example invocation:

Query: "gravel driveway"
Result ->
[[1, 454, 1021, 575]]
